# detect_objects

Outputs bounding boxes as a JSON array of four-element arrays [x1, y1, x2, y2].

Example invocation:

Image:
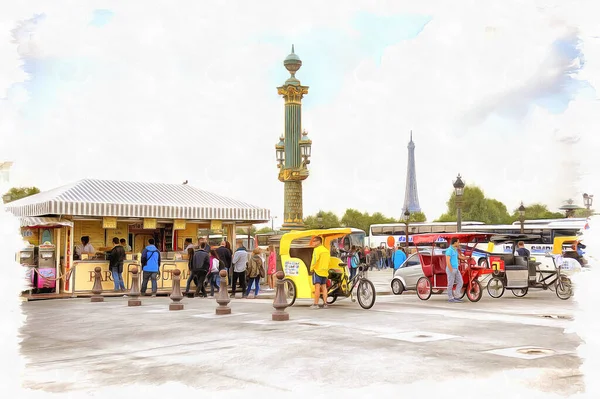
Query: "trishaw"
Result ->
[[280, 228, 376, 309], [484, 235, 579, 300], [412, 232, 497, 302]]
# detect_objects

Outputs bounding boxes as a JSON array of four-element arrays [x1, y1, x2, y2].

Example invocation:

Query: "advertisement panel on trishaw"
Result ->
[[279, 228, 376, 309], [409, 232, 496, 302]]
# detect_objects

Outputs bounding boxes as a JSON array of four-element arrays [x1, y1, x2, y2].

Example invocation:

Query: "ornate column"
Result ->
[[275, 45, 312, 231]]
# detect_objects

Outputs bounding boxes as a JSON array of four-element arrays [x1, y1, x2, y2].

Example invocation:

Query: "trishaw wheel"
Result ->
[[416, 277, 432, 300], [391, 279, 404, 295], [466, 280, 483, 302], [357, 279, 376, 309], [283, 278, 297, 306], [326, 295, 337, 304], [511, 288, 528, 297], [486, 277, 505, 299], [555, 276, 572, 300]]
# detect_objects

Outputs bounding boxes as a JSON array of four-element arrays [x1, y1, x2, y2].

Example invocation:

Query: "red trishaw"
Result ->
[[412, 232, 496, 302]]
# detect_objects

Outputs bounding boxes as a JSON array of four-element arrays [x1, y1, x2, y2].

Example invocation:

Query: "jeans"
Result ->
[[194, 270, 208, 297], [184, 271, 198, 293], [207, 272, 220, 296], [446, 268, 463, 299], [245, 276, 260, 296], [111, 269, 125, 291], [141, 271, 158, 294], [349, 267, 357, 281], [232, 271, 247, 297]]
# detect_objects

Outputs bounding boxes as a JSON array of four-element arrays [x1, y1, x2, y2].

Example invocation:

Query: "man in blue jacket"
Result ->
[[392, 245, 407, 274], [141, 238, 161, 297]]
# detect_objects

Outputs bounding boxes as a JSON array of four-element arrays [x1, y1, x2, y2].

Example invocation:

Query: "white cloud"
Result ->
[[0, 0, 598, 226]]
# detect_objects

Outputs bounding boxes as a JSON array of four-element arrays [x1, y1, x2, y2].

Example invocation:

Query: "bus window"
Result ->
[[372, 227, 384, 236]]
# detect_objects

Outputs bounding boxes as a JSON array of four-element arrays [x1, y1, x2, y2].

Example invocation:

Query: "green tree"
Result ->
[[341, 208, 370, 232], [2, 186, 40, 203], [509, 203, 564, 222], [435, 186, 511, 225], [304, 211, 342, 229], [405, 211, 427, 222], [255, 226, 274, 234]]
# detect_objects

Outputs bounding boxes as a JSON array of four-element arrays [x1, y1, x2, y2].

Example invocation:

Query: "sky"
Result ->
[[1, 0, 599, 229]]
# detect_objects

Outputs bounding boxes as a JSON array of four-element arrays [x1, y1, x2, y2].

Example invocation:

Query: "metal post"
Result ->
[[457, 206, 462, 232], [169, 269, 184, 310]]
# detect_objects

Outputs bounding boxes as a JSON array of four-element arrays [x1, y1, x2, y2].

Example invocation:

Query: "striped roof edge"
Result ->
[[5, 179, 271, 222]]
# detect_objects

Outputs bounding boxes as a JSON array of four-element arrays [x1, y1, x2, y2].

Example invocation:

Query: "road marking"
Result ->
[[379, 331, 459, 343]]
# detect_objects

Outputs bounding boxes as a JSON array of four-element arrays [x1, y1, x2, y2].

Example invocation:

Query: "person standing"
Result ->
[[75, 236, 95, 259], [191, 242, 210, 297], [183, 238, 195, 251], [109, 237, 126, 292], [245, 248, 264, 298], [120, 238, 132, 252], [267, 245, 277, 290], [392, 244, 407, 273], [141, 238, 161, 297], [231, 243, 248, 298], [183, 247, 196, 295], [207, 249, 221, 297], [348, 245, 360, 280], [445, 237, 468, 303], [309, 236, 330, 309], [216, 240, 232, 273]]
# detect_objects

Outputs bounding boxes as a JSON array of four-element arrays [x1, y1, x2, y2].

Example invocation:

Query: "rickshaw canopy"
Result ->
[[411, 232, 494, 245], [279, 228, 352, 257]]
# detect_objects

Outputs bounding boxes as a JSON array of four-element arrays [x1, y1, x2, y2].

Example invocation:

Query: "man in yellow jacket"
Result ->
[[310, 236, 330, 309]]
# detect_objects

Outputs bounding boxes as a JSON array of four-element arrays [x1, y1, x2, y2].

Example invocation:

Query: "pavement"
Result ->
[[18, 268, 584, 396]]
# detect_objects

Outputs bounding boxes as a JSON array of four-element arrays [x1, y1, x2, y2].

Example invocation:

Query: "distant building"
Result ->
[[402, 132, 421, 213]]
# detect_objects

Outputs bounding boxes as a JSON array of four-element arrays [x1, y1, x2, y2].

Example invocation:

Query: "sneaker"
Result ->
[[448, 298, 457, 303], [310, 304, 319, 309], [453, 297, 463, 302], [122, 294, 128, 298], [151, 293, 157, 297], [322, 304, 329, 309]]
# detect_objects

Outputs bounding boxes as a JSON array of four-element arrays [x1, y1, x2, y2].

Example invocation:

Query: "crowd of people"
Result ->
[[180, 237, 277, 299], [333, 243, 411, 275]]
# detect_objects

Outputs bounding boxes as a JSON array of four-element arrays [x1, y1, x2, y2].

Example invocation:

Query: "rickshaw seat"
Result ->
[[328, 269, 343, 280], [431, 256, 446, 275]]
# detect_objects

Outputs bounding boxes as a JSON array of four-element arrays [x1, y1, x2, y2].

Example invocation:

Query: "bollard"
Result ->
[[169, 269, 184, 311], [128, 266, 142, 307], [272, 271, 289, 321], [91, 267, 104, 302], [215, 270, 231, 315]]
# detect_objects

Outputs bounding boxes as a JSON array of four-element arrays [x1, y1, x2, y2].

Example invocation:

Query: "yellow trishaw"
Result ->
[[279, 228, 376, 309]]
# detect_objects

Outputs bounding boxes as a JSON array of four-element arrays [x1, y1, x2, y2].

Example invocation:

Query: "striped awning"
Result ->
[[20, 217, 74, 228], [5, 179, 270, 222]]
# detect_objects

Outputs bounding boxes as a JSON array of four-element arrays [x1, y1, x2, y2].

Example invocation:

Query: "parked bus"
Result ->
[[367, 221, 485, 248]]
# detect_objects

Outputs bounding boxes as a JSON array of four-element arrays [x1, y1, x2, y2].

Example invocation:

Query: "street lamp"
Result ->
[[403, 209, 411, 250], [453, 174, 465, 232], [270, 216, 278, 231], [299, 130, 312, 165], [275, 136, 285, 168], [583, 193, 594, 217], [518, 201, 526, 234]]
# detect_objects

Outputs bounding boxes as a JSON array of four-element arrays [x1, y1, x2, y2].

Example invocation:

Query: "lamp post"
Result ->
[[403, 209, 410, 250], [518, 201, 526, 234], [270, 216, 278, 231], [317, 211, 324, 229], [275, 45, 311, 231], [583, 193, 594, 217], [453, 174, 465, 232]]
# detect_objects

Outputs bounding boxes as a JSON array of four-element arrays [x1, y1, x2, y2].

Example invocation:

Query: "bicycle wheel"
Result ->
[[356, 279, 376, 309], [487, 277, 505, 298], [283, 278, 297, 307], [555, 276, 572, 300]]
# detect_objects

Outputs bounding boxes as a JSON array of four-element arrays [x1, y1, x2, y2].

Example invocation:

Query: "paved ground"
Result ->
[[19, 269, 584, 396]]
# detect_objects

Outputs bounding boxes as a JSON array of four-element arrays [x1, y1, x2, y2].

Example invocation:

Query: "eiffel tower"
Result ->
[[402, 131, 421, 213]]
